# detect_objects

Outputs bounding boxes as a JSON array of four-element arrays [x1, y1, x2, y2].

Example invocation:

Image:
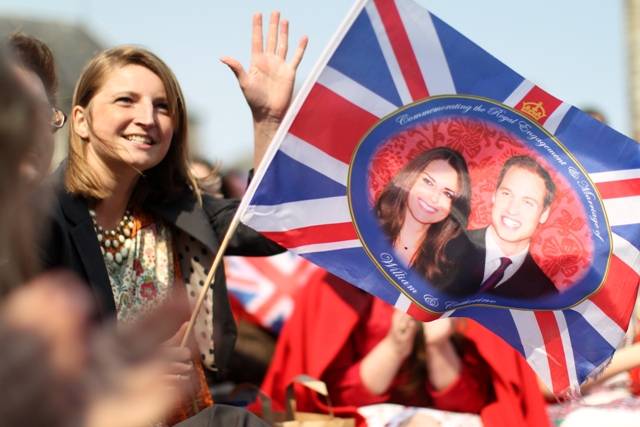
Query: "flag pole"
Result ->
[[179, 0, 370, 348], [179, 210, 242, 348]]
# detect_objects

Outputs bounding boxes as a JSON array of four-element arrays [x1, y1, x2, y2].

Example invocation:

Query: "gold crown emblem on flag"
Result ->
[[520, 101, 547, 121]]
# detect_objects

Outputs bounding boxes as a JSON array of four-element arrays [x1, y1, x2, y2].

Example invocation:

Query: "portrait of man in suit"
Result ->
[[448, 155, 559, 299]]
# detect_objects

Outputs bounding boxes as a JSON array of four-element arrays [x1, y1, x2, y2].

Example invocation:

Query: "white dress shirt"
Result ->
[[482, 226, 528, 288]]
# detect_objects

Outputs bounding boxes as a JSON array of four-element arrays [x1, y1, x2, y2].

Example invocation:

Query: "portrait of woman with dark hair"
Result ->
[[375, 147, 472, 295]]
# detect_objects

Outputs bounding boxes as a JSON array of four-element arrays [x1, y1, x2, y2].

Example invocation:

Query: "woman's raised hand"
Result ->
[[222, 11, 308, 169], [422, 318, 455, 345], [386, 310, 420, 359], [360, 309, 420, 395], [222, 11, 308, 124]]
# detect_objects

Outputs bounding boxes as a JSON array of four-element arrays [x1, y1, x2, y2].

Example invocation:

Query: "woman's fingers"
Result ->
[[252, 10, 306, 67], [165, 363, 193, 390], [252, 13, 263, 55], [162, 346, 192, 363], [277, 19, 289, 59], [290, 36, 309, 70], [164, 322, 189, 347], [220, 57, 247, 82], [392, 310, 418, 340], [401, 320, 419, 339], [394, 310, 412, 325], [162, 373, 193, 390], [423, 318, 455, 343], [266, 11, 280, 54], [168, 361, 193, 375]]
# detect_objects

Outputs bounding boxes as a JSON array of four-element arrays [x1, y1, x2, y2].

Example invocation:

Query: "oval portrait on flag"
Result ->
[[348, 95, 611, 311]]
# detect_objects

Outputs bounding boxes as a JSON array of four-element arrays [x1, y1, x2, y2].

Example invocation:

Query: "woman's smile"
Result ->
[[417, 198, 438, 214], [123, 133, 157, 148]]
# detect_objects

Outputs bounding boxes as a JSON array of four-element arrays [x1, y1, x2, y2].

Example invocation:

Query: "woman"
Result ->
[[40, 12, 306, 422], [375, 147, 471, 293], [0, 44, 186, 427], [319, 278, 491, 417], [259, 272, 550, 427]]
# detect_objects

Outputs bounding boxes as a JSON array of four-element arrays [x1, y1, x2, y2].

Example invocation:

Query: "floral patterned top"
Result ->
[[103, 213, 175, 324], [100, 212, 213, 423]]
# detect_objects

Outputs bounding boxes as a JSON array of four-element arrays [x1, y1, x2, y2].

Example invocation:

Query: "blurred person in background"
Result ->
[[0, 34, 57, 295], [583, 107, 607, 124], [8, 32, 66, 181], [259, 272, 551, 427], [0, 32, 65, 296], [40, 11, 305, 424], [189, 156, 223, 198], [221, 168, 249, 199]]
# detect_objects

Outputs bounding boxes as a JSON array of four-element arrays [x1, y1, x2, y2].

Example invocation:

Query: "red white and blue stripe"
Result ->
[[239, 0, 640, 394]]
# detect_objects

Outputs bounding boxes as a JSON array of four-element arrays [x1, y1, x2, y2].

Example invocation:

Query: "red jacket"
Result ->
[[258, 271, 550, 427]]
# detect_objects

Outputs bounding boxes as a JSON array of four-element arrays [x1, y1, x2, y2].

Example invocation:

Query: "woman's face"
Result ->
[[405, 159, 459, 226], [78, 64, 174, 173]]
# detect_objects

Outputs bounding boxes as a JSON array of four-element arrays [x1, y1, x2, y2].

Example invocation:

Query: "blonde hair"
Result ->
[[65, 45, 200, 204]]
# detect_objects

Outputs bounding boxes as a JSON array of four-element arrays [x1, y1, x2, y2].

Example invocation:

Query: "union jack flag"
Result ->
[[225, 253, 319, 333], [239, 0, 640, 394]]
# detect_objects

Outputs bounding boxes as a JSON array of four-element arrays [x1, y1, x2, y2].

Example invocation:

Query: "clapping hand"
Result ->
[[387, 310, 420, 359], [422, 318, 456, 345]]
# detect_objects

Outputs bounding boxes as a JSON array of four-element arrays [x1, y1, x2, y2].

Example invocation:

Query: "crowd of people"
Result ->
[[1, 10, 639, 427]]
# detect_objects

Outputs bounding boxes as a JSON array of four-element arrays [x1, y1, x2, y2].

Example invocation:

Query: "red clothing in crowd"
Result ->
[[258, 271, 550, 427], [323, 296, 491, 413]]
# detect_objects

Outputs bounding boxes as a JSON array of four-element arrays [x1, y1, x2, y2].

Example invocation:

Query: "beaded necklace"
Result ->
[[89, 209, 135, 264]]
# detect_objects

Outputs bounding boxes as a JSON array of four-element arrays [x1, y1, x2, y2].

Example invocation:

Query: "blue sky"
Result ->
[[0, 0, 626, 166]]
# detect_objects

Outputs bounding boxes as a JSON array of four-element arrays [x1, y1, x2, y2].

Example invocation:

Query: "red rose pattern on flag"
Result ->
[[368, 117, 592, 291]]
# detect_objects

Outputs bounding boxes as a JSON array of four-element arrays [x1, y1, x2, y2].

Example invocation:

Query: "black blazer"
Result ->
[[446, 227, 558, 299], [40, 170, 283, 376]]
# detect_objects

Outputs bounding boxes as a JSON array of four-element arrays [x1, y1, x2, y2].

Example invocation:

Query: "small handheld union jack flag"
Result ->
[[225, 253, 319, 333]]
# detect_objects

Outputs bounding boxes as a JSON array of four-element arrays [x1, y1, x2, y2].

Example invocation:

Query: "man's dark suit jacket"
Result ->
[[444, 227, 558, 299]]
